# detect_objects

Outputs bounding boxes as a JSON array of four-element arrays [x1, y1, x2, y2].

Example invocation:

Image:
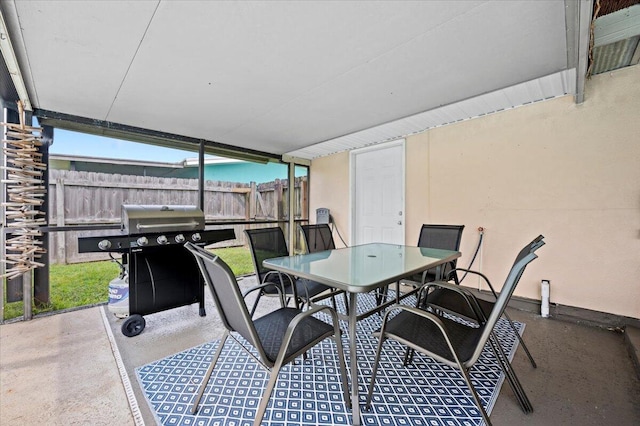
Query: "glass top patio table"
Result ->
[[263, 242, 461, 293], [263, 242, 460, 426]]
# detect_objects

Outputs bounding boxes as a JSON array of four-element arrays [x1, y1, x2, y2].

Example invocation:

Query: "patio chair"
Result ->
[[184, 242, 350, 425], [300, 224, 349, 309], [300, 223, 394, 313], [400, 224, 463, 362], [404, 224, 465, 287], [300, 223, 336, 252], [423, 250, 538, 368], [245, 227, 336, 315], [366, 235, 544, 426]]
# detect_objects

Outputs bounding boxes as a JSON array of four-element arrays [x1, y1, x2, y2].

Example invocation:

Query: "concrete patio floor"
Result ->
[[1, 276, 639, 425]]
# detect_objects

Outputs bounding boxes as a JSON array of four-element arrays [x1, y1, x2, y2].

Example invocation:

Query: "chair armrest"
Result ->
[[242, 281, 284, 299], [276, 304, 342, 363], [262, 270, 295, 286], [380, 304, 466, 366], [419, 280, 487, 323], [419, 260, 456, 284], [263, 270, 297, 298], [291, 304, 339, 326], [447, 268, 498, 299]]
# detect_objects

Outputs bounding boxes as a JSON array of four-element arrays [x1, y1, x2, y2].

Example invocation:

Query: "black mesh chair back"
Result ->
[[184, 242, 350, 425], [469, 235, 544, 361], [407, 224, 465, 285], [426, 233, 541, 368], [186, 243, 262, 353], [417, 224, 464, 251], [366, 235, 545, 426], [245, 226, 336, 313], [301, 224, 336, 252], [245, 226, 290, 284]]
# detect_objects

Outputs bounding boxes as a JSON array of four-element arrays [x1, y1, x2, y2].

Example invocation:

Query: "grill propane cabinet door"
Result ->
[[128, 245, 203, 316]]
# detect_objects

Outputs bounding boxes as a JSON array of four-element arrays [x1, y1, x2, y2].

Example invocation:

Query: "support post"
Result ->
[[22, 271, 32, 320], [55, 178, 65, 263], [198, 140, 205, 211], [288, 162, 295, 255], [33, 125, 52, 306]]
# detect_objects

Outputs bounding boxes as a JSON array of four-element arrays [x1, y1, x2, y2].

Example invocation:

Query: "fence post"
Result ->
[[55, 178, 66, 263], [274, 179, 283, 221], [249, 182, 256, 220]]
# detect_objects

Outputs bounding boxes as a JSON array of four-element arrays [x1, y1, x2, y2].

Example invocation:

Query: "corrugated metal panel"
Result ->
[[590, 4, 640, 75], [287, 70, 575, 160], [592, 36, 640, 74]]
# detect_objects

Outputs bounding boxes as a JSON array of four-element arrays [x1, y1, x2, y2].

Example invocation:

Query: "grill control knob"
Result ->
[[175, 234, 185, 243], [98, 239, 112, 251], [157, 235, 168, 245], [191, 233, 201, 242], [136, 236, 148, 246]]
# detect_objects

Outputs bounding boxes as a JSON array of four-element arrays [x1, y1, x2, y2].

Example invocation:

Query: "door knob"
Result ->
[[397, 220, 402, 225]]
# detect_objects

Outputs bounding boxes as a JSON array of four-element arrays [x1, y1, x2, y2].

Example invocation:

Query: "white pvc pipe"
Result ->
[[541, 279, 550, 318]]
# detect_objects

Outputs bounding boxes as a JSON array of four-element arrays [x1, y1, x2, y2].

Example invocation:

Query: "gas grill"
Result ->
[[79, 205, 235, 337]]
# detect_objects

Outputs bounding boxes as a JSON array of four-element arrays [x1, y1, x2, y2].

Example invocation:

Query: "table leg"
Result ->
[[349, 291, 361, 425]]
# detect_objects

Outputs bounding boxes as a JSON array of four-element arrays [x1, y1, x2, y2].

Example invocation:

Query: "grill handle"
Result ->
[[136, 221, 200, 230]]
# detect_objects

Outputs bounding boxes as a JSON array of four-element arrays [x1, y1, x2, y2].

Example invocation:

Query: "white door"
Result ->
[[351, 140, 405, 245]]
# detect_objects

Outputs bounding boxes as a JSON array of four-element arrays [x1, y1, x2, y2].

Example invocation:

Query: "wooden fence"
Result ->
[[48, 169, 308, 264]]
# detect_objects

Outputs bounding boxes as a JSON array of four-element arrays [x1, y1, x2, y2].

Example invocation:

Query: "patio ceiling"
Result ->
[[0, 1, 593, 161]]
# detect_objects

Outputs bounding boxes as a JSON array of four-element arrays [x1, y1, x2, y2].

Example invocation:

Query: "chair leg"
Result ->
[[365, 335, 387, 409], [342, 292, 350, 315], [332, 321, 352, 409], [502, 311, 537, 368], [402, 347, 415, 366], [253, 362, 283, 426], [459, 365, 493, 426], [488, 333, 533, 413], [375, 284, 389, 307], [191, 332, 229, 414]]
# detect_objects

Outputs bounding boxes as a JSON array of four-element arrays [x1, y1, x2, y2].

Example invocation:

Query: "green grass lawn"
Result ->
[[2, 246, 254, 321]]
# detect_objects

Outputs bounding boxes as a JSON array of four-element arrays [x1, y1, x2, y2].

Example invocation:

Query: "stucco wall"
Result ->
[[309, 151, 351, 247], [310, 64, 639, 319]]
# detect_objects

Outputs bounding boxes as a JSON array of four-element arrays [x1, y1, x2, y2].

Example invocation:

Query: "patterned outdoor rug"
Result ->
[[136, 293, 524, 426]]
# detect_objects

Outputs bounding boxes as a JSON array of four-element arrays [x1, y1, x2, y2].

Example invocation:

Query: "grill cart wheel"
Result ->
[[122, 314, 146, 337]]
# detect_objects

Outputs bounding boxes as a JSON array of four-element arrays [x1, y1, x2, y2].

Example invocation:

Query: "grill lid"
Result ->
[[121, 205, 204, 235]]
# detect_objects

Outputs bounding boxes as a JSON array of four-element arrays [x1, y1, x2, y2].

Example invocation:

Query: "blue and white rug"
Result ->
[[136, 293, 524, 426]]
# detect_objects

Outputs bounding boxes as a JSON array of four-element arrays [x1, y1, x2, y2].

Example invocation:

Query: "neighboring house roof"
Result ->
[[50, 153, 184, 169], [49, 154, 304, 183], [49, 153, 189, 179]]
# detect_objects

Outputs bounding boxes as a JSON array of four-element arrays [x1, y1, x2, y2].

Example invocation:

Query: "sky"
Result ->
[[48, 128, 201, 163]]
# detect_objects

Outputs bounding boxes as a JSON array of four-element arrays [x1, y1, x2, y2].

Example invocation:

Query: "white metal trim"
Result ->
[[287, 71, 575, 160]]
